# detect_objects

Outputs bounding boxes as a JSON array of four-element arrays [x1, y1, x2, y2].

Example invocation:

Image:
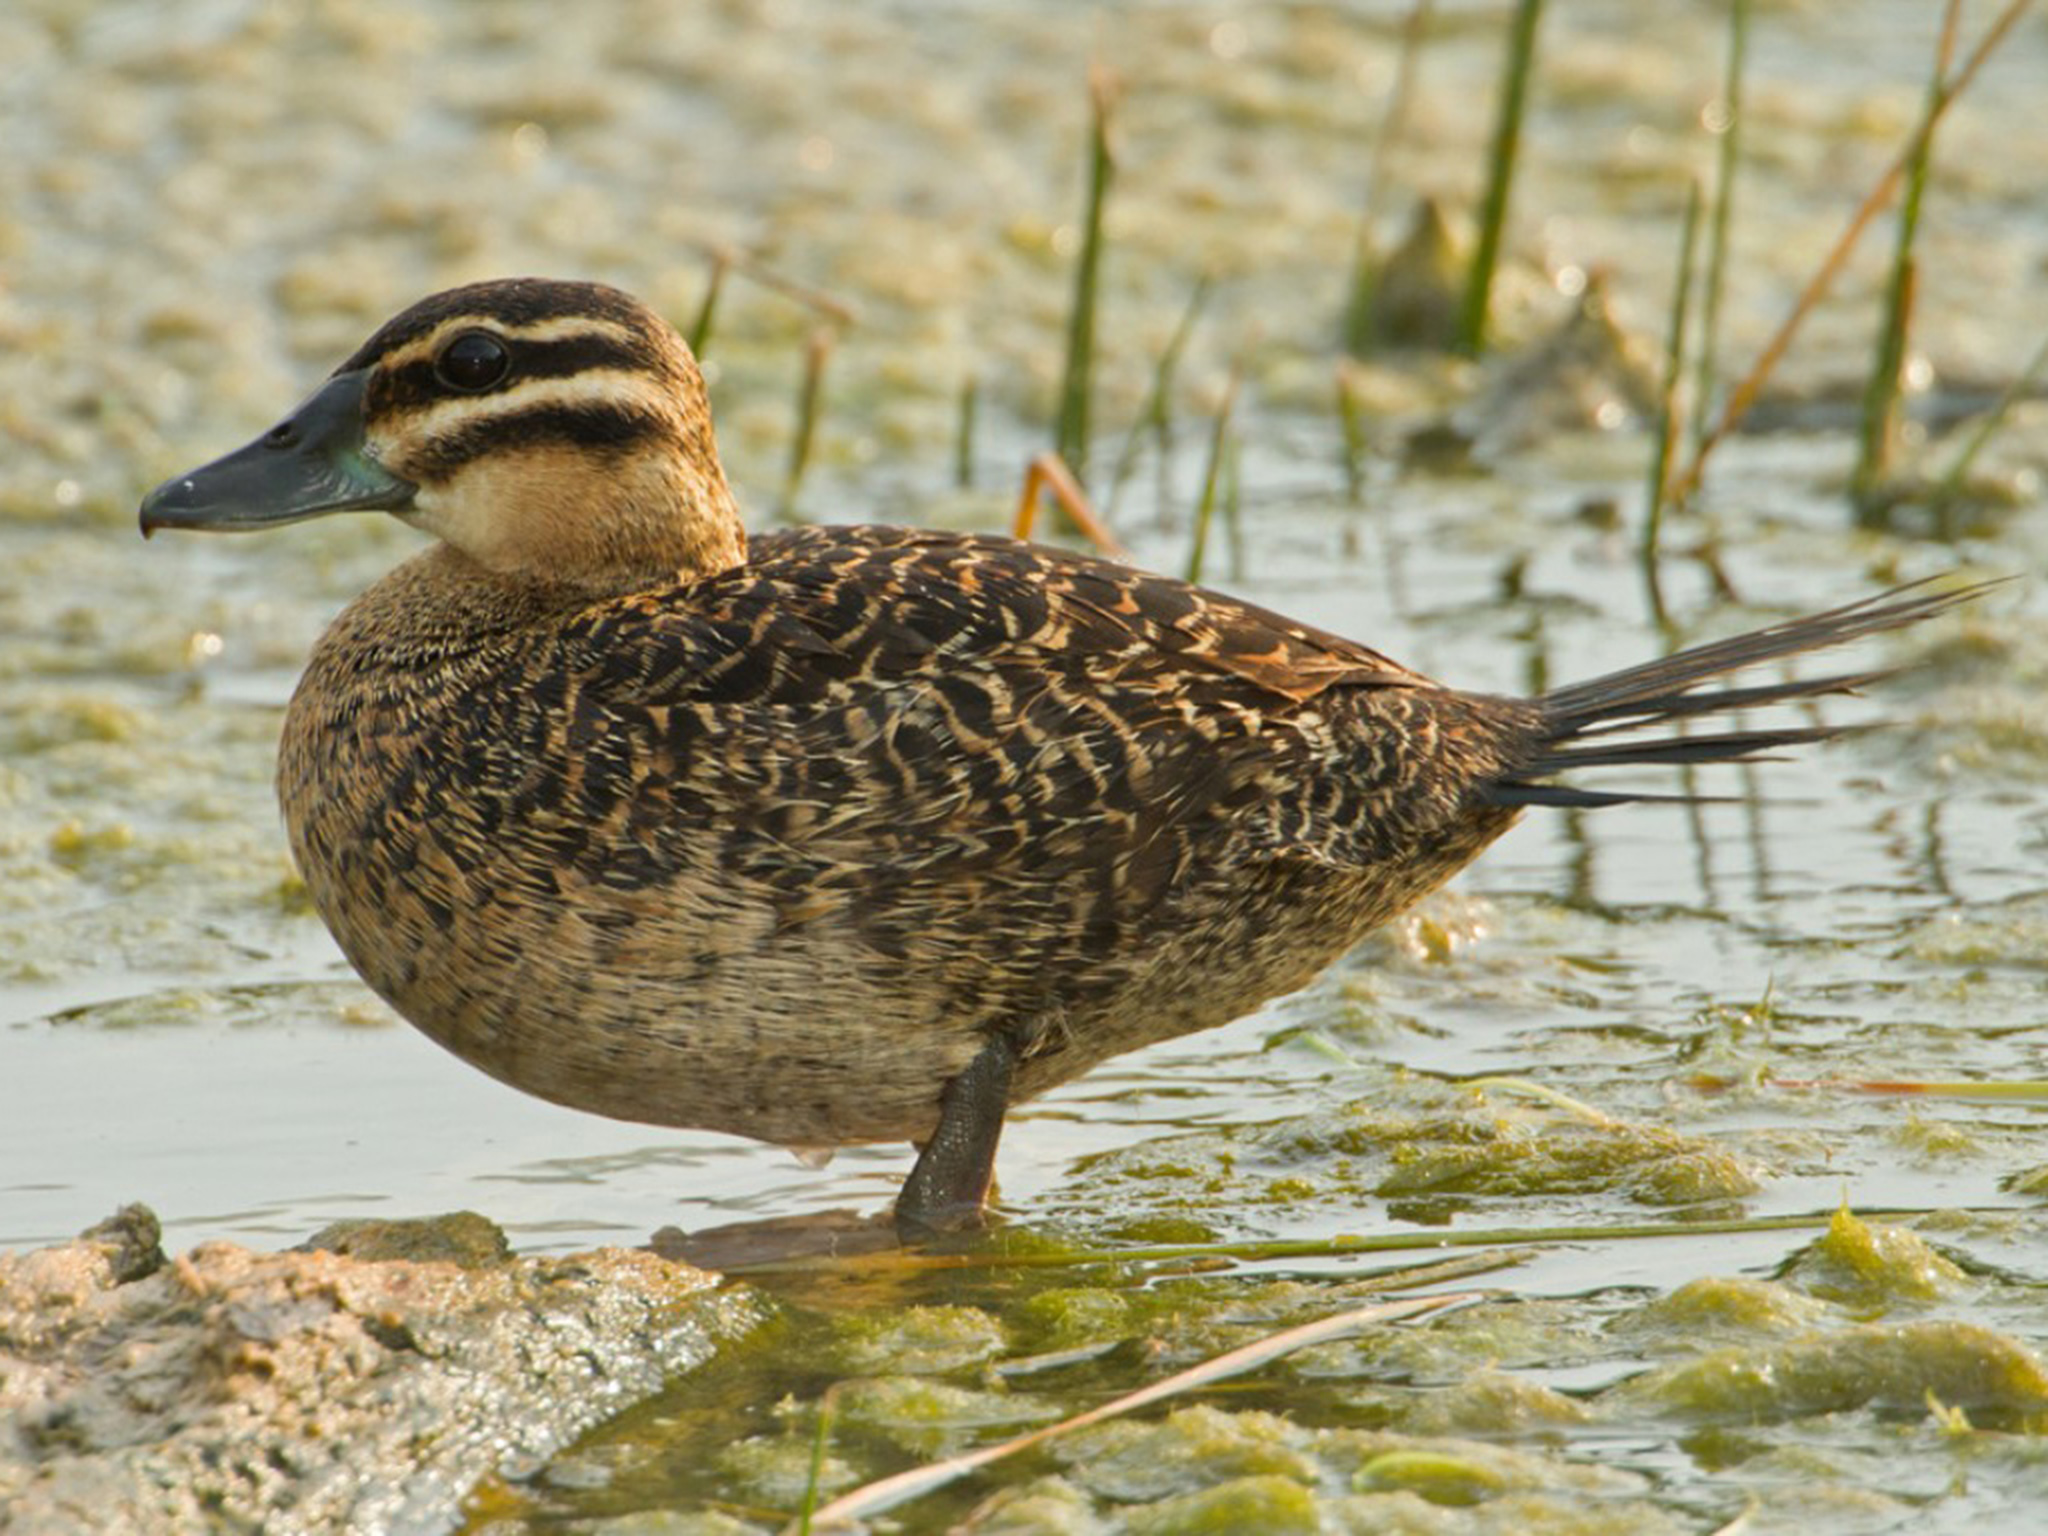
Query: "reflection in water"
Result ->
[[1679, 764, 1721, 912], [1919, 795, 1955, 899], [648, 1208, 905, 1272]]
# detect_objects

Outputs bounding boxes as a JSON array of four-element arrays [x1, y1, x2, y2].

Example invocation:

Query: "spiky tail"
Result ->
[[1483, 578, 1993, 810]]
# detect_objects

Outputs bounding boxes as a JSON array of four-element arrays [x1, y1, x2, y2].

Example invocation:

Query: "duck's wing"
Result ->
[[578, 525, 1429, 707], [543, 527, 1441, 922]]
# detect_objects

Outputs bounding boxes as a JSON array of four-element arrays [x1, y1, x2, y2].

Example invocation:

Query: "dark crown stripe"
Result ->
[[404, 401, 674, 482], [338, 278, 655, 373]]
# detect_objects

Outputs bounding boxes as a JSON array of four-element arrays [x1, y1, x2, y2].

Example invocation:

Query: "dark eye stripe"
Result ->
[[373, 333, 668, 413], [402, 402, 673, 481]]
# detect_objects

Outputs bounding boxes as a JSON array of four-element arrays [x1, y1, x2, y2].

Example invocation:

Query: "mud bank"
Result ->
[[0, 1206, 761, 1535]]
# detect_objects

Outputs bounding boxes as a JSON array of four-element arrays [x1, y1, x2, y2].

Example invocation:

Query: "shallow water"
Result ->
[[4, 1, 2047, 1531]]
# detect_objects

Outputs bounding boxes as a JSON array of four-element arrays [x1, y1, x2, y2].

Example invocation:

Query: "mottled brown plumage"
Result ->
[[141, 278, 1978, 1229]]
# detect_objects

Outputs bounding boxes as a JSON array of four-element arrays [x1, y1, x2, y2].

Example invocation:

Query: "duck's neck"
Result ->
[[398, 447, 750, 603], [315, 545, 616, 673]]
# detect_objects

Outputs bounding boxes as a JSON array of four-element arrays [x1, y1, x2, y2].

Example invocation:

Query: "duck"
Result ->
[[140, 277, 1980, 1232]]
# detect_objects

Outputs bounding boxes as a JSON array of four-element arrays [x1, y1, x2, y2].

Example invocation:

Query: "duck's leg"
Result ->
[[894, 1031, 1021, 1234]]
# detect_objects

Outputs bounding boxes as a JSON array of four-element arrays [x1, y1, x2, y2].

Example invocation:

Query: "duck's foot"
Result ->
[[894, 1030, 1019, 1236]]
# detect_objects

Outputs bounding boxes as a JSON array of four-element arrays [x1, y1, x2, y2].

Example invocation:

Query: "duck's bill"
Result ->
[[139, 370, 416, 536]]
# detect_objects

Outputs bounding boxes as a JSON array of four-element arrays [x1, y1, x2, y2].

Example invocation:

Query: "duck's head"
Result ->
[[140, 278, 745, 593]]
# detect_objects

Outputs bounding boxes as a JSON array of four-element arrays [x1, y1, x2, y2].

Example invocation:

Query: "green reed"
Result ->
[[1456, 0, 1545, 357], [1056, 68, 1118, 482]]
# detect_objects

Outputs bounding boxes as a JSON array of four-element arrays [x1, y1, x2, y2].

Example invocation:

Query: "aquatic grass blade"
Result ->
[[1673, 0, 2032, 503], [1184, 366, 1242, 584], [788, 1292, 1480, 1532], [1012, 452, 1128, 557], [1457, 0, 1546, 357], [719, 1206, 1964, 1282], [1103, 274, 1211, 521], [1930, 328, 2048, 531], [687, 249, 730, 359], [794, 1382, 844, 1536], [1851, 0, 1963, 521], [1055, 66, 1118, 483], [1764, 1077, 2048, 1104], [1343, 0, 1436, 357], [1222, 430, 1243, 582], [777, 328, 835, 524], [1335, 361, 1371, 500], [1690, 0, 1752, 448], [954, 373, 979, 490], [1643, 180, 1705, 632]]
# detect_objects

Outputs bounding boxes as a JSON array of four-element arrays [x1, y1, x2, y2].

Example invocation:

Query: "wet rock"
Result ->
[[0, 1205, 763, 1535], [77, 1202, 165, 1285], [300, 1210, 513, 1269]]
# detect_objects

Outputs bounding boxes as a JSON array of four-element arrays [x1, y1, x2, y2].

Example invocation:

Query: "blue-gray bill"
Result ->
[[139, 370, 415, 536]]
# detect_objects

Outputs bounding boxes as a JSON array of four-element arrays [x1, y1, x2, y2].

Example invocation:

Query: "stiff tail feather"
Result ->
[[1483, 577, 1999, 810]]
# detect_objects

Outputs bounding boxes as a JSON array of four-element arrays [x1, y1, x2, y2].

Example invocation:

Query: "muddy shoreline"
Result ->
[[0, 1205, 759, 1535]]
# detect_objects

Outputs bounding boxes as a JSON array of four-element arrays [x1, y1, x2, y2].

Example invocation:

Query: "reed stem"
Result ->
[[1185, 368, 1242, 584], [1689, 0, 1751, 447], [1672, 0, 2030, 503], [1104, 275, 1211, 520], [1851, 0, 1961, 522], [1642, 180, 1704, 634], [954, 373, 978, 491], [778, 328, 834, 522], [1056, 67, 1118, 482], [1929, 328, 2048, 536], [1343, 0, 1436, 356], [687, 250, 730, 359], [1457, 0, 1545, 357]]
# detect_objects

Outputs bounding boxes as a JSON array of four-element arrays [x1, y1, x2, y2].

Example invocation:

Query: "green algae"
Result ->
[[1355, 1449, 1508, 1506], [951, 1476, 1099, 1535], [828, 1376, 1058, 1458], [1070, 1090, 1764, 1228], [1611, 1275, 1828, 1342], [1386, 1370, 1592, 1437], [1371, 1117, 1760, 1207], [1901, 895, 2048, 970], [1013, 1284, 1140, 1350], [831, 1304, 1008, 1375], [1333, 1491, 1689, 1535], [713, 1434, 858, 1509], [1616, 1320, 2048, 1428], [1889, 1112, 1988, 1163], [1054, 1407, 1322, 1504], [458, 1227, 2048, 1531], [2003, 1165, 2048, 1199], [1122, 1472, 1321, 1534], [1781, 1208, 1969, 1311]]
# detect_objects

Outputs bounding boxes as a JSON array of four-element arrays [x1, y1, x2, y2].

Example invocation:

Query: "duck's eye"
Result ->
[[435, 331, 511, 392]]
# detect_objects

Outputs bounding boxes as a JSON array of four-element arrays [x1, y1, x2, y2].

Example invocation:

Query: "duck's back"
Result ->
[[279, 525, 1536, 1146]]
